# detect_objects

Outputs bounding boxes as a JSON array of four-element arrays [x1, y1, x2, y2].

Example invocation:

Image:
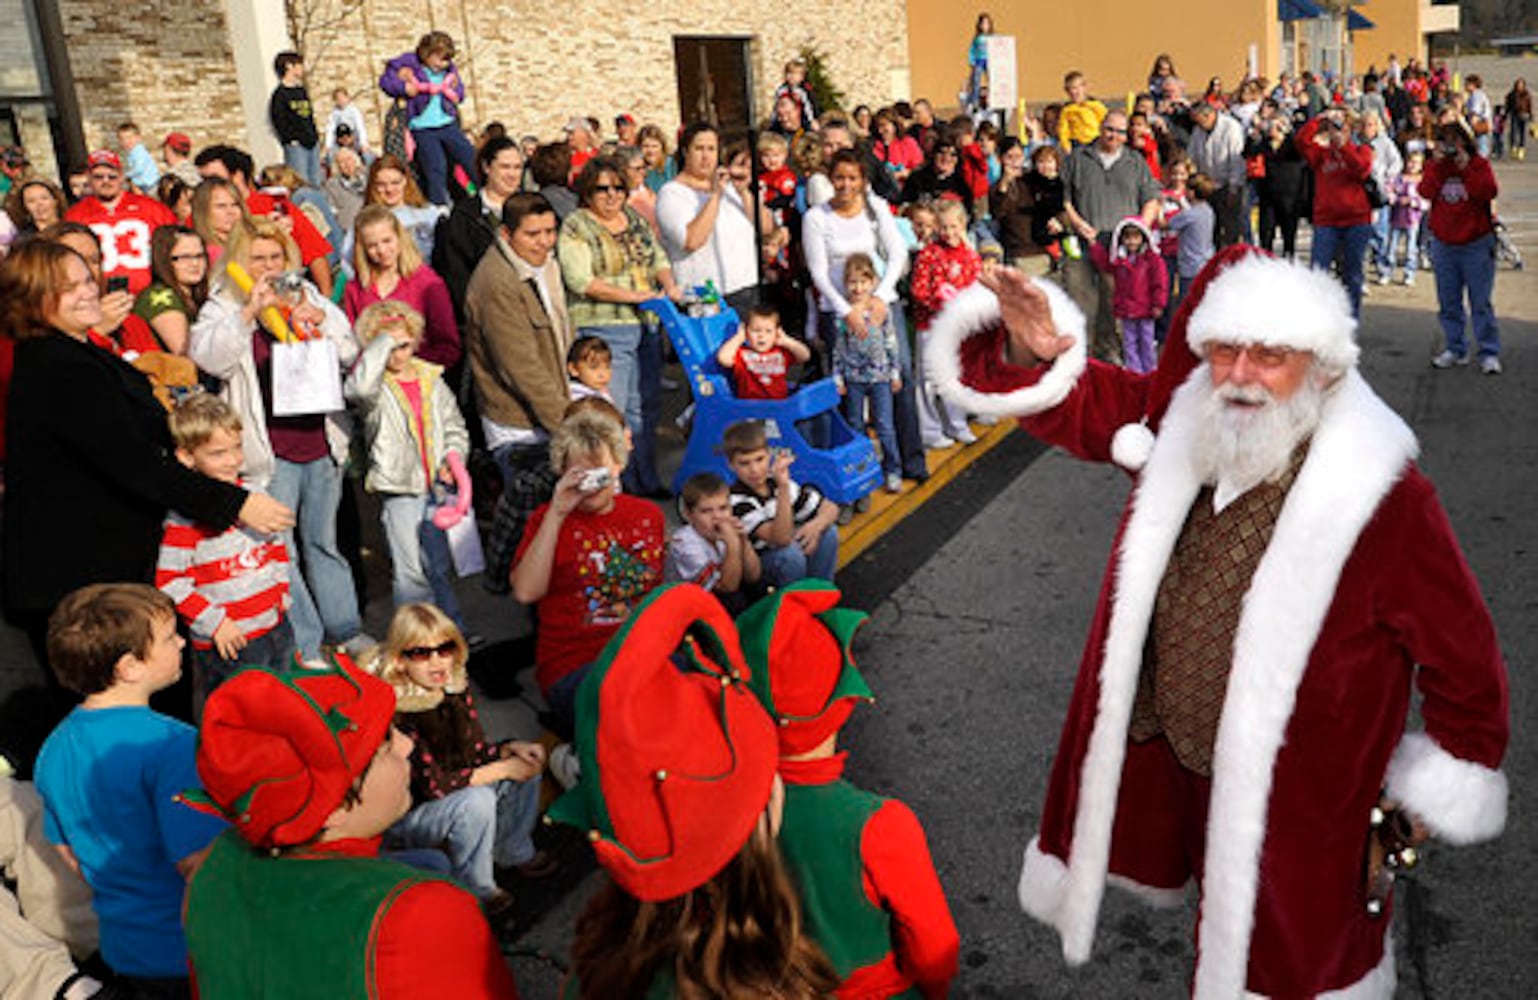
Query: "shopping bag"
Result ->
[[271, 339, 344, 416], [447, 515, 485, 577]]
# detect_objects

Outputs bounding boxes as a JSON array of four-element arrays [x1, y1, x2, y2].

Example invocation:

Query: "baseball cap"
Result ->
[[163, 132, 192, 155], [87, 149, 122, 171]]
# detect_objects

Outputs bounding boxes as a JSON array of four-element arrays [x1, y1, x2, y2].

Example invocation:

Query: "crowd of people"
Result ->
[[0, 24, 1517, 999]]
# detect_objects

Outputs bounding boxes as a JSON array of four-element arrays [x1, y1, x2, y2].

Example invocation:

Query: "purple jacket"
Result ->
[[379, 52, 465, 124]]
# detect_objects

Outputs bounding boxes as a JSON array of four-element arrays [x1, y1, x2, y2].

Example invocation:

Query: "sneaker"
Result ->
[[836, 506, 855, 525], [924, 437, 955, 450], [952, 427, 979, 445], [337, 633, 379, 659], [854, 495, 872, 513], [549, 743, 582, 790], [1480, 355, 1503, 375], [481, 888, 516, 919], [1376, 273, 1391, 286], [1402, 274, 1416, 287], [1430, 350, 1469, 369], [885, 473, 903, 493]]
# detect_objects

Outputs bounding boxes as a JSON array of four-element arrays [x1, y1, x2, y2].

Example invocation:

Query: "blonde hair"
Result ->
[[169, 392, 243, 451], [259, 164, 309, 193], [351, 204, 424, 282], [933, 198, 968, 224], [756, 132, 789, 154], [354, 299, 425, 346], [375, 603, 469, 710], [550, 406, 630, 472], [227, 217, 302, 274], [190, 177, 252, 249]]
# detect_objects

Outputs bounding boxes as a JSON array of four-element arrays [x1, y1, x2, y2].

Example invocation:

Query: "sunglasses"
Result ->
[[401, 639, 458, 661], [592, 183, 626, 194]]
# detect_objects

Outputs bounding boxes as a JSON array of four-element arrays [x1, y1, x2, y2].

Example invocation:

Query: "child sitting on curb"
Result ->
[[665, 471, 761, 609], [725, 419, 841, 588]]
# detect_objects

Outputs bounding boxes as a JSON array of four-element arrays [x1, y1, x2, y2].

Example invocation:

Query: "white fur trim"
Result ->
[[1017, 837, 1076, 955], [1036, 367, 1419, 1000], [924, 280, 1088, 419], [1187, 255, 1361, 372], [1385, 732, 1508, 846], [1244, 930, 1396, 999], [1110, 422, 1156, 471], [1107, 872, 1188, 908]]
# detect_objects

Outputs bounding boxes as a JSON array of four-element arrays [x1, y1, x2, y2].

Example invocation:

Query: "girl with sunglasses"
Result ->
[[374, 601, 555, 917]]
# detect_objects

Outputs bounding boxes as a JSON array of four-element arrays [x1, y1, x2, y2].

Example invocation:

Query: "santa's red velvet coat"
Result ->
[[925, 282, 1509, 999]]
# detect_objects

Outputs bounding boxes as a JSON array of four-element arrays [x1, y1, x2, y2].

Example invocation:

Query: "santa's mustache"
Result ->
[[1214, 383, 1273, 407]]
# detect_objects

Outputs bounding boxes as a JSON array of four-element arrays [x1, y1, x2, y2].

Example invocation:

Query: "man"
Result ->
[[1061, 111, 1161, 363], [161, 132, 201, 188], [64, 150, 177, 295], [908, 99, 940, 158], [463, 192, 571, 492], [614, 113, 639, 148], [182, 658, 520, 997], [436, 135, 526, 320], [195, 144, 334, 298], [819, 120, 898, 203], [269, 50, 322, 187], [928, 250, 1509, 998], [1187, 103, 1246, 247]]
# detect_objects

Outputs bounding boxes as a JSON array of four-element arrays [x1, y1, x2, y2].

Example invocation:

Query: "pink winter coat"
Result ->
[[1090, 218, 1168, 321]]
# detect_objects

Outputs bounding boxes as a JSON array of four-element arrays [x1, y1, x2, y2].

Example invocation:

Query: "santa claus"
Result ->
[[926, 247, 1509, 998]]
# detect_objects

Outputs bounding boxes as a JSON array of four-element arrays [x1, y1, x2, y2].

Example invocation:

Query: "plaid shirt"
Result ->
[[483, 459, 559, 594]]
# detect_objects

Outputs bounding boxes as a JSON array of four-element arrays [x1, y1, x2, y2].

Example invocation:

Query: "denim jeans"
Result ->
[[190, 618, 296, 712], [411, 123, 478, 206], [386, 779, 542, 898], [282, 141, 323, 188], [842, 381, 900, 477], [379, 493, 463, 627], [820, 306, 926, 479], [1370, 205, 1394, 273], [1387, 228, 1419, 277], [1309, 222, 1373, 317], [583, 323, 662, 494], [268, 456, 360, 657], [758, 522, 839, 587], [1430, 234, 1500, 360]]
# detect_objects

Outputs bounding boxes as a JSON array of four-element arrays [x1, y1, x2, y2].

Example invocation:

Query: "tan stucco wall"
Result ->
[[1350, 1, 1437, 74]]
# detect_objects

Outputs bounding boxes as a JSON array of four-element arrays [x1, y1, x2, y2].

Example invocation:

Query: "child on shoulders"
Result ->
[[716, 303, 811, 400], [156, 393, 293, 707], [1059, 70, 1109, 149], [566, 334, 615, 403], [665, 472, 761, 608], [34, 584, 228, 993], [725, 419, 840, 588], [833, 253, 904, 494]]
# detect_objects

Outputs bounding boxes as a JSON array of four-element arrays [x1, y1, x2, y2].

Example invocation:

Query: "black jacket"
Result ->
[[3, 334, 247, 614], [433, 196, 503, 323]]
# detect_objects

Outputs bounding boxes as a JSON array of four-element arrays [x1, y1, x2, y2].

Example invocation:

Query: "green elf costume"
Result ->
[[179, 656, 519, 999], [741, 580, 960, 999]]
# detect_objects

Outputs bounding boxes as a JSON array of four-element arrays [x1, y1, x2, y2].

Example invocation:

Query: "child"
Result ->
[[1165, 172, 1218, 316], [375, 604, 551, 915], [1128, 111, 1163, 181], [1058, 70, 1108, 149], [741, 581, 960, 998], [716, 303, 811, 400], [833, 253, 904, 493], [725, 419, 841, 588], [269, 51, 322, 188], [774, 58, 819, 130], [903, 200, 938, 253], [567, 334, 615, 402], [909, 199, 980, 448], [1025, 145, 1072, 270], [379, 31, 478, 206], [758, 133, 799, 287], [1090, 218, 1168, 374], [117, 122, 160, 193], [1387, 150, 1430, 286], [511, 406, 665, 731], [156, 394, 294, 706], [34, 584, 228, 992], [665, 472, 761, 604], [344, 301, 470, 627], [325, 86, 371, 161]]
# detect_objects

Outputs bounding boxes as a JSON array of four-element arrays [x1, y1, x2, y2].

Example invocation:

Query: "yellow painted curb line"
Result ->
[[836, 419, 1016, 569]]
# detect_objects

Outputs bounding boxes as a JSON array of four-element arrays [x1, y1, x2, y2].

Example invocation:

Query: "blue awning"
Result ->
[[1348, 9, 1376, 30], [1278, 0, 1324, 21]]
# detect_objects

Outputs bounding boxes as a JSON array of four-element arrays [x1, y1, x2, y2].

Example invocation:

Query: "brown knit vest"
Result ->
[[1129, 447, 1307, 775]]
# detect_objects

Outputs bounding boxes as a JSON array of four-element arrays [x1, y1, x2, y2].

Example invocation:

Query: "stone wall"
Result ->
[[58, 0, 249, 153]]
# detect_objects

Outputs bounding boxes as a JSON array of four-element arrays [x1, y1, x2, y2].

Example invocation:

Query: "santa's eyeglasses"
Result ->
[[1202, 343, 1298, 369]]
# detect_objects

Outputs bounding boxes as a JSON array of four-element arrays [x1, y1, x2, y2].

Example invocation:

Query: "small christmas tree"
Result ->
[[798, 44, 847, 117]]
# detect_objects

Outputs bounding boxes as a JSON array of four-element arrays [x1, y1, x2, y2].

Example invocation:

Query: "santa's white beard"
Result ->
[[1192, 370, 1327, 493]]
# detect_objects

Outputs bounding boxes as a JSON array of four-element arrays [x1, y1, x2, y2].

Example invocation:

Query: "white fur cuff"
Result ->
[[1384, 732, 1508, 846], [923, 280, 1088, 420]]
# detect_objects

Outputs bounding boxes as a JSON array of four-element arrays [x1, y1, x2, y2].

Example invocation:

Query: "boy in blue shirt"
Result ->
[[35, 583, 226, 996]]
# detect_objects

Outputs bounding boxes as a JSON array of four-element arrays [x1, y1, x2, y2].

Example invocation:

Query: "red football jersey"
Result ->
[[65, 193, 178, 296]]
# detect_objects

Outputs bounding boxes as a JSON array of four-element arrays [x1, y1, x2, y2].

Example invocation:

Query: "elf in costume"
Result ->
[[180, 657, 520, 998], [740, 580, 960, 999], [549, 584, 837, 999], [924, 246, 1509, 998]]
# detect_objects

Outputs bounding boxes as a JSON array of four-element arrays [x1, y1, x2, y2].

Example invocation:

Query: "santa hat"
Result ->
[[181, 655, 396, 850], [1186, 253, 1359, 372], [738, 580, 873, 757], [546, 585, 778, 902], [1108, 243, 1270, 471]]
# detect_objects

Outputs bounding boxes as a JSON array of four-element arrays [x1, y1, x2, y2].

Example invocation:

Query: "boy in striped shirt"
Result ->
[[156, 394, 293, 708], [725, 419, 841, 589]]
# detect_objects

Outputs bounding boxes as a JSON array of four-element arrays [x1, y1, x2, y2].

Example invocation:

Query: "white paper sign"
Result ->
[[986, 36, 1018, 111], [271, 339, 344, 416]]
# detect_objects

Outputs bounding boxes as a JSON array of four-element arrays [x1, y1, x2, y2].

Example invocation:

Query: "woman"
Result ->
[[1249, 117, 1309, 259], [189, 218, 365, 660], [637, 124, 675, 195], [350, 154, 445, 268], [156, 174, 193, 223], [190, 177, 252, 266], [559, 157, 682, 497], [0, 239, 290, 668], [989, 138, 1049, 275], [343, 205, 460, 367], [1422, 124, 1502, 374], [4, 178, 67, 235], [1359, 110, 1403, 285], [851, 104, 874, 140], [801, 150, 925, 482], [1203, 77, 1228, 109], [617, 144, 657, 231], [871, 109, 923, 187], [1147, 54, 1178, 101], [1295, 107, 1373, 316], [132, 226, 209, 355], [656, 122, 761, 316], [1504, 79, 1531, 162], [901, 141, 973, 215]]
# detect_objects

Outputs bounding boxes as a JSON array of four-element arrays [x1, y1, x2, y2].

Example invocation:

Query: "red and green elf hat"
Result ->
[[546, 584, 778, 902], [738, 580, 873, 757], [180, 655, 396, 850]]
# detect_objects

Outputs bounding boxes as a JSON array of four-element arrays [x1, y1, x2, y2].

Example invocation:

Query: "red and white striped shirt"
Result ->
[[155, 502, 290, 649]]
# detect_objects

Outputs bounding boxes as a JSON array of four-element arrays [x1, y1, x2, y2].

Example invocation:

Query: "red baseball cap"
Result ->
[[86, 149, 122, 171], [163, 132, 192, 155]]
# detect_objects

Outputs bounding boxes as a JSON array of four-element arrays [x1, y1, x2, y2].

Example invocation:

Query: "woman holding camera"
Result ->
[[1296, 108, 1374, 316], [1420, 123, 1501, 374], [656, 122, 760, 315]]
